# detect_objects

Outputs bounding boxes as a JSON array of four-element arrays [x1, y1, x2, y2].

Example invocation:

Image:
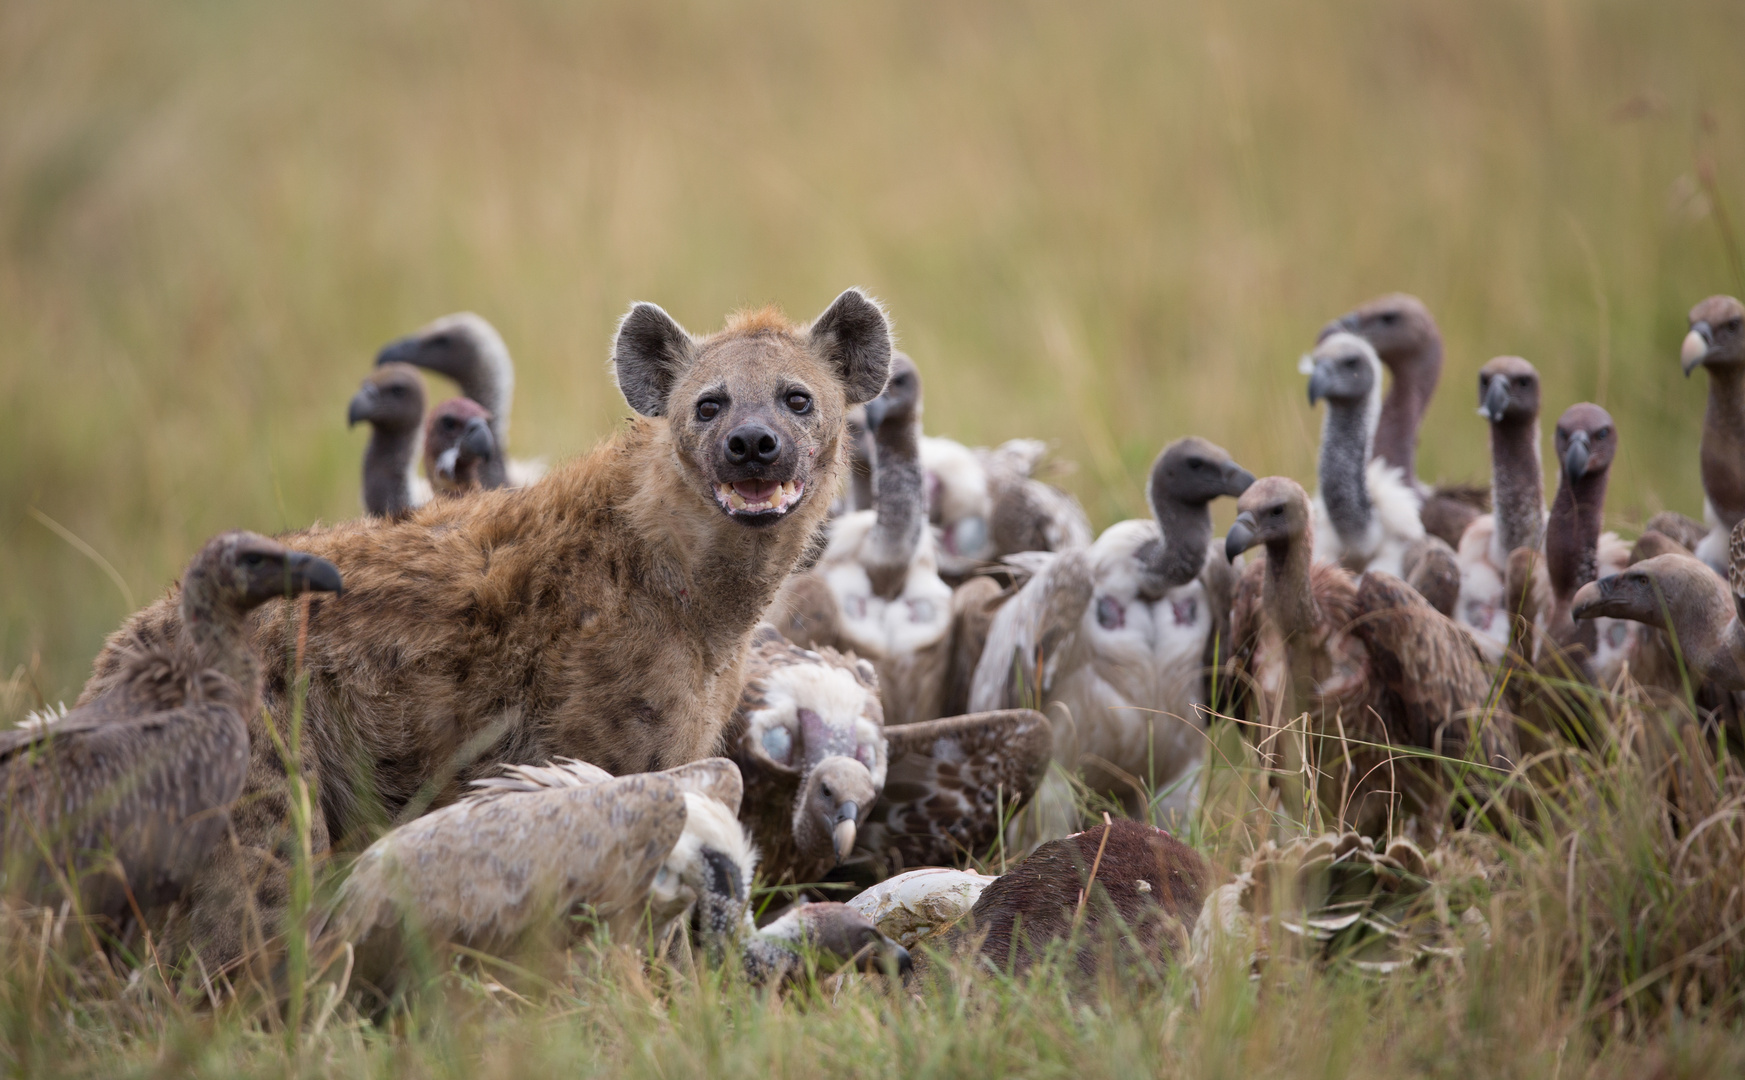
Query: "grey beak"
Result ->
[[1225, 513, 1258, 562], [1306, 364, 1332, 406], [1563, 431, 1591, 485], [862, 395, 891, 433], [1479, 375, 1511, 424], [346, 386, 377, 427], [288, 552, 344, 596], [832, 801, 860, 864], [374, 334, 420, 368], [459, 417, 495, 461], [1225, 464, 1257, 497], [1683, 322, 1713, 377]]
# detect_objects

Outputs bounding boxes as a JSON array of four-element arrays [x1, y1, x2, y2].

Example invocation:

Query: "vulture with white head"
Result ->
[[1, 532, 341, 937], [347, 363, 432, 518], [1304, 332, 1458, 611], [1224, 477, 1512, 836], [1318, 293, 1489, 548], [375, 312, 546, 488], [967, 437, 1253, 834]]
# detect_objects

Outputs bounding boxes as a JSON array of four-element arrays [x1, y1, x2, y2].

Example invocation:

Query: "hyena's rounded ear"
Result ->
[[809, 289, 893, 406], [612, 302, 696, 417]]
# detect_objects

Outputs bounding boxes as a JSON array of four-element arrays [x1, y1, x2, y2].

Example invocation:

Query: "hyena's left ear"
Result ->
[[612, 302, 696, 417], [809, 289, 892, 406]]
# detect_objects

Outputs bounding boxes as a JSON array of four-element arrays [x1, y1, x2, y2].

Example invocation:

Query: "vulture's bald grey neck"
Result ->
[[864, 411, 925, 599], [1374, 333, 1442, 488], [1491, 414, 1544, 555], [1702, 364, 1745, 530], [1319, 394, 1376, 551], [362, 424, 422, 520], [1144, 490, 1216, 598], [1545, 465, 1608, 608]]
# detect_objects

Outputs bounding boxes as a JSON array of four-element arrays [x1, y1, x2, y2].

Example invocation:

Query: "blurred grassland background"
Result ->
[[3, 0, 1743, 703]]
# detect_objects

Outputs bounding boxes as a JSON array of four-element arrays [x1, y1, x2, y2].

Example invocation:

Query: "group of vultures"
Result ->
[[5, 287, 1744, 1004]]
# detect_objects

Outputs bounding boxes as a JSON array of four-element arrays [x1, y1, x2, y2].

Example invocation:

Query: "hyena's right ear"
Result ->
[[612, 303, 696, 417], [809, 288, 893, 406]]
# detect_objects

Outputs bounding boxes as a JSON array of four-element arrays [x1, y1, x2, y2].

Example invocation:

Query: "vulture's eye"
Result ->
[[696, 399, 721, 421], [1379, 312, 1399, 325], [241, 552, 266, 567], [1596, 427, 1611, 440], [1515, 375, 1531, 387]]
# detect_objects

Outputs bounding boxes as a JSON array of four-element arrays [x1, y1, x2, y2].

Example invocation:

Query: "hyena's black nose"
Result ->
[[725, 422, 782, 466]]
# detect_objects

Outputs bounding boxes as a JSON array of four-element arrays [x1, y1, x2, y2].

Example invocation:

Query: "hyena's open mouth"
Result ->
[[714, 479, 805, 521]]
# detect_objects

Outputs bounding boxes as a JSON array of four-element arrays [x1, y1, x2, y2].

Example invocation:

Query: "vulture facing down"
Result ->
[[0, 532, 342, 937], [1224, 477, 1511, 837], [727, 628, 1054, 883], [323, 758, 757, 992]]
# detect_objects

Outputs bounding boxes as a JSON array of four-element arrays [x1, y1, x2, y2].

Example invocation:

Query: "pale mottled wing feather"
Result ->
[[1348, 572, 1499, 760], [663, 758, 744, 818], [331, 771, 688, 947], [1402, 536, 1460, 618], [967, 550, 1094, 712], [860, 709, 1052, 869]]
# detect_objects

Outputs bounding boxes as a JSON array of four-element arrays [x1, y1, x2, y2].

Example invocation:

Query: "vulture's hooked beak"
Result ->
[[1562, 431, 1592, 486], [832, 802, 860, 864], [1479, 374, 1511, 424], [1683, 322, 1713, 376], [1224, 463, 1257, 498], [460, 416, 495, 462], [374, 334, 420, 368], [1306, 362, 1333, 406], [1225, 512, 1258, 563], [346, 385, 377, 427], [862, 394, 891, 434], [288, 552, 344, 597]]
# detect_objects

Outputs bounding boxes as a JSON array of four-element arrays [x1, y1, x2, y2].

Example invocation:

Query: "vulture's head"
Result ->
[[1553, 403, 1616, 488], [862, 351, 922, 435], [1148, 435, 1254, 510], [1225, 476, 1312, 563], [741, 643, 886, 867], [423, 397, 497, 488], [753, 901, 912, 981], [375, 312, 511, 394], [1683, 295, 1745, 376], [645, 759, 760, 956], [1303, 331, 1383, 410], [348, 362, 426, 435], [1316, 292, 1440, 371], [1477, 355, 1540, 425], [184, 531, 343, 617], [1572, 553, 1730, 632]]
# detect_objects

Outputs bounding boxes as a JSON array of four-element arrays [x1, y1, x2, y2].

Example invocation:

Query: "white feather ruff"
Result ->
[[1311, 457, 1425, 577], [820, 510, 953, 659]]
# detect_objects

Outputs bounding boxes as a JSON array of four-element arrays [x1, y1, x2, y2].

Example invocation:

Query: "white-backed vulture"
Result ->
[[1646, 296, 1745, 575], [1304, 333, 1459, 615], [726, 627, 1051, 883], [1318, 293, 1489, 547], [0, 532, 341, 938], [422, 397, 498, 498], [322, 758, 756, 991], [1540, 403, 1635, 683], [773, 354, 955, 724], [967, 437, 1253, 834], [347, 362, 432, 518], [1224, 476, 1511, 837], [1573, 546, 1745, 692], [1453, 356, 1549, 660], [375, 312, 546, 488]]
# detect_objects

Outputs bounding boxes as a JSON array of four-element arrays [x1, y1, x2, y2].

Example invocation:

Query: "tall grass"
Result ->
[[5, 0, 1745, 1073]]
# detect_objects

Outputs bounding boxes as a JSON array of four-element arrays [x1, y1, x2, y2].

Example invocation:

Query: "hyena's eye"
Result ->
[[696, 399, 721, 421], [785, 392, 812, 415]]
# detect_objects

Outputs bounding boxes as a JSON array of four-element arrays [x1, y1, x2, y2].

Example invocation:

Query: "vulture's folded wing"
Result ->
[[1349, 572, 1497, 758], [859, 709, 1051, 869]]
